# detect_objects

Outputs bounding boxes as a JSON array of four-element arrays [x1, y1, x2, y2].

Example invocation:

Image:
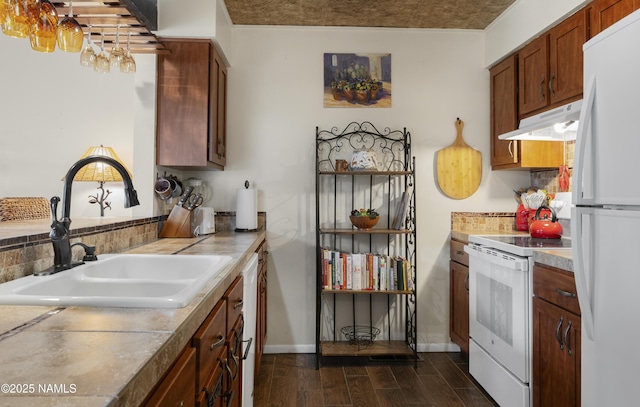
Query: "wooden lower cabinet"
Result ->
[[532, 264, 581, 407], [144, 274, 249, 407], [449, 238, 469, 354], [144, 346, 197, 407], [225, 315, 244, 407], [256, 240, 268, 373], [196, 346, 226, 407]]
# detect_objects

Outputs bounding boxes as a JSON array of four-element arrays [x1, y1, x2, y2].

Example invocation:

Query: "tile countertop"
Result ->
[[451, 230, 574, 272], [0, 230, 266, 407]]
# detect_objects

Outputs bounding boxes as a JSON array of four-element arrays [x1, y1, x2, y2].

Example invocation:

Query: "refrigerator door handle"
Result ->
[[573, 74, 596, 205], [572, 207, 595, 340]]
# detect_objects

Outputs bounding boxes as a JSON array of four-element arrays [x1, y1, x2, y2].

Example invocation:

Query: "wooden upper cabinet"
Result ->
[[518, 35, 549, 116], [519, 10, 586, 118], [588, 0, 638, 38], [548, 10, 586, 105], [210, 49, 227, 168], [157, 38, 228, 171], [490, 55, 519, 167]]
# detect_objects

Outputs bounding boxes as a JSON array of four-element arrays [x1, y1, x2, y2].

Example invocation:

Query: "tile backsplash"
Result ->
[[0, 212, 267, 284], [451, 212, 516, 233]]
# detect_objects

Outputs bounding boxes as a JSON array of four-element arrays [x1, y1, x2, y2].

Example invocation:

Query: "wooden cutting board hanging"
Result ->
[[436, 118, 482, 199]]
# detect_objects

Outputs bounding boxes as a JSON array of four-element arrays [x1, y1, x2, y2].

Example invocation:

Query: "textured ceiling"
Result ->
[[224, 0, 515, 30]]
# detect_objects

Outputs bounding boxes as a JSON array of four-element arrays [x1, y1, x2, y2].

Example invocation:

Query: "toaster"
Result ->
[[192, 207, 216, 236]]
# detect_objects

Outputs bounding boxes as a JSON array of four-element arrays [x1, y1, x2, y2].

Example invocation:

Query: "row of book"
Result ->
[[321, 248, 413, 291]]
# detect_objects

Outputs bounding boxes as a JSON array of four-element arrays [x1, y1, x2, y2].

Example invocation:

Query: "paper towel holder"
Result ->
[[235, 180, 259, 232]]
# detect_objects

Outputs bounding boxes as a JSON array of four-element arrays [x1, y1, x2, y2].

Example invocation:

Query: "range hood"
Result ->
[[498, 99, 582, 141]]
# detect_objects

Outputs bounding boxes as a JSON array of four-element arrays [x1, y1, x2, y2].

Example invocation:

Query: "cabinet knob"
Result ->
[[548, 72, 556, 98], [539, 76, 546, 101]]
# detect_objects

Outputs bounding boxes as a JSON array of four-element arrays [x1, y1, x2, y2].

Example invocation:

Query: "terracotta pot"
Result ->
[[355, 90, 370, 104], [343, 89, 355, 102]]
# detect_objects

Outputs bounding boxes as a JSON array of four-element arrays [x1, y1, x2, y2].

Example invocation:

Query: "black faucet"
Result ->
[[36, 155, 140, 276]]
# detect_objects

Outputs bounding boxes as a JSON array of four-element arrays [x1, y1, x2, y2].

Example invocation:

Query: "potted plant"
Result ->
[[342, 82, 356, 102], [354, 80, 371, 104]]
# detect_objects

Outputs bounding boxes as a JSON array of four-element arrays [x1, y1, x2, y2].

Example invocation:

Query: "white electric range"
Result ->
[[464, 234, 572, 407]]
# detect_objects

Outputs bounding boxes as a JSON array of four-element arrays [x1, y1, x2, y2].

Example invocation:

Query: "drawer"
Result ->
[[450, 239, 469, 266], [196, 345, 226, 407], [192, 298, 227, 390], [224, 275, 244, 330], [533, 264, 580, 315]]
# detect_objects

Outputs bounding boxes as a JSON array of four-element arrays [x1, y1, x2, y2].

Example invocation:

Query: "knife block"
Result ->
[[159, 205, 193, 238]]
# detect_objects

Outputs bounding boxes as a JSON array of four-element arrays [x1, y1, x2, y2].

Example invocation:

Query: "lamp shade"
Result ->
[[70, 145, 132, 182]]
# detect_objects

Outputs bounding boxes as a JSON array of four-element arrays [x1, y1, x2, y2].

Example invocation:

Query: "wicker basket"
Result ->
[[0, 197, 50, 222], [341, 325, 381, 346], [349, 215, 379, 229]]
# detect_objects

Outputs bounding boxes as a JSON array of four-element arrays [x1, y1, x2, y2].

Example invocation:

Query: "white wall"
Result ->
[[192, 26, 529, 352], [0, 34, 157, 218], [484, 0, 588, 67]]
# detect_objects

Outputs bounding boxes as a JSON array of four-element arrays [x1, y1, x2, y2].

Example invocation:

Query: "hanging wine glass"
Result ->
[[56, 0, 83, 52], [29, 0, 58, 52], [120, 31, 136, 73], [94, 31, 110, 73], [0, 1, 7, 32], [2, 0, 36, 38], [79, 23, 96, 68], [109, 24, 124, 69]]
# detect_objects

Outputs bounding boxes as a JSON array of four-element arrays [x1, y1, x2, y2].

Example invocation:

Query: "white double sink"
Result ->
[[0, 254, 233, 308]]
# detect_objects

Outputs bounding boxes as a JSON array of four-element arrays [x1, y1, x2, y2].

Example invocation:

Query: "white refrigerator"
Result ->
[[572, 8, 640, 407]]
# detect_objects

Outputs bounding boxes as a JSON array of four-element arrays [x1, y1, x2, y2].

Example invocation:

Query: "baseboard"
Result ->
[[264, 341, 461, 354]]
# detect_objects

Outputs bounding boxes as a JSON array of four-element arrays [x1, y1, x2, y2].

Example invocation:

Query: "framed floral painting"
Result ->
[[323, 53, 392, 108]]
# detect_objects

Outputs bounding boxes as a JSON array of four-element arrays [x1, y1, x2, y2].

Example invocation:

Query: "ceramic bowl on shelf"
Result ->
[[349, 215, 380, 229]]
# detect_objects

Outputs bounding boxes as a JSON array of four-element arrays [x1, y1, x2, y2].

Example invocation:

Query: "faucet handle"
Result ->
[[82, 246, 98, 262], [71, 242, 98, 262]]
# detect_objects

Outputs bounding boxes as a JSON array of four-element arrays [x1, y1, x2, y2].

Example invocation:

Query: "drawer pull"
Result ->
[[210, 334, 224, 351], [563, 321, 573, 355], [555, 288, 577, 298], [464, 274, 469, 293], [233, 299, 244, 310], [539, 76, 546, 100], [455, 250, 464, 255], [555, 317, 564, 350]]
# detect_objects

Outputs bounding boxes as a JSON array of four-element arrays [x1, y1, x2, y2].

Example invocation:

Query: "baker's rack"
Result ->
[[315, 121, 417, 367]]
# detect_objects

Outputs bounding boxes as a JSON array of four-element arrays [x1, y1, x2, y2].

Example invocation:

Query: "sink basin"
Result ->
[[0, 254, 233, 308]]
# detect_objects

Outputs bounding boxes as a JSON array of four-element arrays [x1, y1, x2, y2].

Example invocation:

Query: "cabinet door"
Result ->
[[144, 347, 197, 407], [548, 10, 586, 105], [589, 0, 636, 38], [157, 39, 211, 168], [226, 316, 244, 407], [519, 35, 549, 116], [532, 297, 581, 407], [490, 55, 519, 167], [209, 47, 227, 167], [449, 260, 469, 354], [256, 241, 267, 373]]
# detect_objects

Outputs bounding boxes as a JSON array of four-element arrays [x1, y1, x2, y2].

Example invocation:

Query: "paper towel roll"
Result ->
[[236, 188, 257, 231]]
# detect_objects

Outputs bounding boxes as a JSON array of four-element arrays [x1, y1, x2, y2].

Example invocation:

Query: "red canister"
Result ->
[[516, 204, 529, 231]]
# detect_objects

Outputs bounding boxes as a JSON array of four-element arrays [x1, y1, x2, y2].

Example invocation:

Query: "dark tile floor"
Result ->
[[253, 352, 499, 406]]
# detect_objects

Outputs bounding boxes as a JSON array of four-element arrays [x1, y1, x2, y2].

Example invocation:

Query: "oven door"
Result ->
[[465, 243, 531, 383]]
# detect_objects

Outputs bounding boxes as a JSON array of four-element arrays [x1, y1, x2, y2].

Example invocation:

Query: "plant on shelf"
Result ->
[[350, 208, 380, 229], [351, 208, 379, 219]]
